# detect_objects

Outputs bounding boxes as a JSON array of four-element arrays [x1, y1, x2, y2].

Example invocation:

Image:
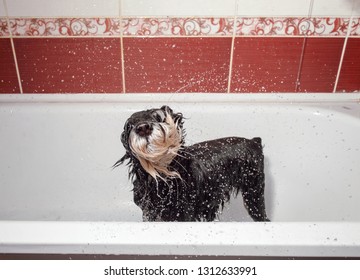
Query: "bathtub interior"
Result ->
[[0, 94, 360, 223]]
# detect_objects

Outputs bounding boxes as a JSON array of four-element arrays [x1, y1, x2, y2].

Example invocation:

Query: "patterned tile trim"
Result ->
[[9, 18, 121, 37], [236, 17, 350, 36], [123, 18, 234, 36], [1, 17, 359, 37], [351, 18, 360, 36], [123, 17, 355, 37], [0, 18, 9, 36]]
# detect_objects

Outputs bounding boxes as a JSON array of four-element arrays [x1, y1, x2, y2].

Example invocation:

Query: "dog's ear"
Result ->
[[121, 131, 127, 146], [161, 105, 184, 128], [160, 105, 173, 115], [113, 130, 132, 169], [161, 105, 181, 120], [112, 152, 131, 169]]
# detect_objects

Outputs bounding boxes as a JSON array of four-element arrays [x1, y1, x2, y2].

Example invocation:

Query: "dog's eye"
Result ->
[[124, 121, 133, 132], [155, 114, 163, 122], [173, 113, 183, 124], [153, 111, 165, 122]]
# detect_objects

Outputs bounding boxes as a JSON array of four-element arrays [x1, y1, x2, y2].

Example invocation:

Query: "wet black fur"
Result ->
[[114, 106, 270, 222]]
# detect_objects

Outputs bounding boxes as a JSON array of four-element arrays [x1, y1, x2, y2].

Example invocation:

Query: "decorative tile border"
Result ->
[[236, 17, 350, 36], [122, 18, 234, 36], [351, 18, 360, 36], [1, 17, 359, 37], [9, 18, 121, 37], [0, 18, 9, 36]]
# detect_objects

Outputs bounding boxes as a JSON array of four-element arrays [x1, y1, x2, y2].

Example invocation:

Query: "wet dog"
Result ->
[[113, 106, 270, 222]]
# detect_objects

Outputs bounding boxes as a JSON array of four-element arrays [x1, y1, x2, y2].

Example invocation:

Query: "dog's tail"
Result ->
[[112, 153, 130, 169]]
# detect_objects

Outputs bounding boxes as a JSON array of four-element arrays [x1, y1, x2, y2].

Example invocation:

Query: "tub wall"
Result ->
[[1, 94, 360, 223], [1, 0, 360, 94]]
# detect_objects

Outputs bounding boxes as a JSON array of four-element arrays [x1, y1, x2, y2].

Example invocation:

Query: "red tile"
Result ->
[[0, 39, 20, 93], [337, 38, 360, 92], [13, 38, 123, 93], [123, 37, 232, 93], [230, 38, 303, 93], [298, 38, 344, 93]]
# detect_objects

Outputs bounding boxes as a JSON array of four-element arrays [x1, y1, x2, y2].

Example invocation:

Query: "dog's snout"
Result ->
[[135, 122, 153, 137]]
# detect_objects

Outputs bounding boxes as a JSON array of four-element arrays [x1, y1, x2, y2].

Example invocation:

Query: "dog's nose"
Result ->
[[135, 122, 153, 137]]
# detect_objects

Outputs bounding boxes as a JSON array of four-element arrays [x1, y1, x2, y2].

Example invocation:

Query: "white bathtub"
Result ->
[[0, 93, 359, 257]]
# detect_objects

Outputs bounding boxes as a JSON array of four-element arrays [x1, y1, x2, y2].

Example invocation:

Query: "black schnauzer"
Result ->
[[114, 106, 270, 222]]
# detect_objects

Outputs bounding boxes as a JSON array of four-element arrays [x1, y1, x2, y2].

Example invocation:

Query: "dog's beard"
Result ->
[[129, 113, 182, 181]]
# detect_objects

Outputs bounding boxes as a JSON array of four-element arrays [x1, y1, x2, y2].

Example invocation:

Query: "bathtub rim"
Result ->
[[0, 93, 359, 104], [0, 221, 359, 257]]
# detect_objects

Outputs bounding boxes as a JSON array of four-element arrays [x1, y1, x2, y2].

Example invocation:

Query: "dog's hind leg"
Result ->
[[241, 180, 270, 222]]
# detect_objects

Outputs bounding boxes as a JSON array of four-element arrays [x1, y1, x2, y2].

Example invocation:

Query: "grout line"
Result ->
[[3, 34, 353, 39], [4, 0, 23, 94], [333, 16, 353, 93], [9, 38, 24, 94], [226, 0, 239, 94], [120, 37, 126, 93], [120, 0, 126, 93], [2, 15, 238, 19], [226, 26, 236, 94], [308, 0, 314, 17], [295, 37, 308, 92], [295, 0, 314, 92], [2, 15, 354, 19]]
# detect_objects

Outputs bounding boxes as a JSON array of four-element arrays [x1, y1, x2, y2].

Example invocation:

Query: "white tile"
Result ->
[[122, 0, 237, 17], [6, 0, 120, 17], [1, 0, 6, 16], [236, 0, 312, 17], [352, 0, 360, 16], [312, 0, 354, 17]]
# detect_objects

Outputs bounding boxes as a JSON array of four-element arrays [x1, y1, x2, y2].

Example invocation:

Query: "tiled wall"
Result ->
[[0, 0, 359, 94]]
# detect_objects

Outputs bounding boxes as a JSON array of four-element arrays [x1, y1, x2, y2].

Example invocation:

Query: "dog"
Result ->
[[113, 105, 270, 222]]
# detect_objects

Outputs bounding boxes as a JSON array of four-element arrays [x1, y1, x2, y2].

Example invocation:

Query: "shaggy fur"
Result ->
[[114, 106, 270, 222]]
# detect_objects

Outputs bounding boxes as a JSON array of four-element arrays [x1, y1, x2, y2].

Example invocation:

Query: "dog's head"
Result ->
[[114, 105, 184, 180]]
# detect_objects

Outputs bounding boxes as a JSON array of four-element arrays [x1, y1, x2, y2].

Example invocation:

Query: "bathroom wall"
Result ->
[[0, 0, 359, 94]]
